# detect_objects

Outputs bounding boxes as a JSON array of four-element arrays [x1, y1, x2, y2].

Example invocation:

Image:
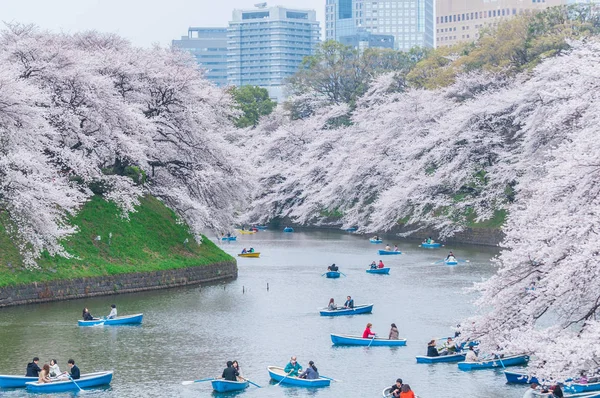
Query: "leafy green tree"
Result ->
[[229, 86, 276, 128]]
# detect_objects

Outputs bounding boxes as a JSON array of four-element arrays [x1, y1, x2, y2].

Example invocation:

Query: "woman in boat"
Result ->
[[394, 245, 399, 252], [550, 384, 564, 398], [427, 340, 440, 357], [248, 248, 255, 253], [241, 248, 247, 254], [363, 323, 376, 339], [107, 304, 117, 319], [369, 261, 377, 269], [385, 244, 391, 251], [378, 260, 385, 268], [37, 364, 52, 384], [465, 346, 478, 362], [327, 298, 337, 310], [399, 384, 416, 398], [389, 323, 399, 340], [49, 359, 61, 378], [82, 307, 95, 321], [284, 356, 302, 377], [232, 360, 242, 380], [299, 361, 319, 379]]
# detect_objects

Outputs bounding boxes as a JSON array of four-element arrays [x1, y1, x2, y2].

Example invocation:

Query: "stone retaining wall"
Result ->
[[0, 261, 237, 308]]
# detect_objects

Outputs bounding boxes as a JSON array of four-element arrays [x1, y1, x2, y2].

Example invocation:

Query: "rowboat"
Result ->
[[421, 242, 441, 248], [370, 239, 383, 243], [504, 370, 539, 384], [378, 250, 402, 255], [283, 227, 294, 232], [0, 375, 37, 388], [319, 304, 373, 316], [325, 271, 340, 278], [416, 353, 466, 363], [537, 393, 600, 398], [221, 236, 237, 241], [330, 333, 406, 346], [345, 227, 358, 232], [237, 230, 256, 235], [254, 225, 268, 230], [238, 252, 260, 258], [211, 379, 249, 392], [78, 313, 143, 327], [458, 354, 529, 370], [26, 371, 113, 393], [565, 382, 600, 394], [366, 268, 390, 275], [382, 387, 422, 397], [445, 259, 458, 265], [267, 366, 330, 387]]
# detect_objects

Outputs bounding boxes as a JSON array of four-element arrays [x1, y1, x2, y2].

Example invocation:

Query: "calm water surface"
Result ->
[[0, 230, 530, 397]]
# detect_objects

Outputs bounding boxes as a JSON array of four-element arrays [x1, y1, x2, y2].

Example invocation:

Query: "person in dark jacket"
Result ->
[[222, 361, 238, 381], [25, 357, 41, 377], [82, 308, 95, 321], [68, 359, 80, 380], [343, 296, 354, 309], [390, 378, 403, 397], [299, 361, 319, 379], [426, 340, 440, 357]]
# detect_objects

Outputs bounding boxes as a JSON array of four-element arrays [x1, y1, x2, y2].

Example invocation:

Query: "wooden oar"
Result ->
[[320, 375, 342, 382], [181, 377, 215, 385], [243, 378, 261, 388], [276, 371, 293, 386]]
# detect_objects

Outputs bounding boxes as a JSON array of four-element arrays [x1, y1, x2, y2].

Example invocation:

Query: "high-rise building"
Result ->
[[227, 4, 320, 101], [325, 0, 435, 52], [436, 0, 566, 47], [339, 28, 395, 51], [172, 28, 228, 87]]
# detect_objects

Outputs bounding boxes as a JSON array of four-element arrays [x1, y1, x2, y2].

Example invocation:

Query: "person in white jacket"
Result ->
[[107, 304, 117, 319], [49, 359, 65, 378], [465, 346, 478, 362], [522, 382, 539, 398]]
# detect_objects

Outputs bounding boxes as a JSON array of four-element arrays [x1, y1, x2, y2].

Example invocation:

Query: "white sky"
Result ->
[[0, 0, 326, 47]]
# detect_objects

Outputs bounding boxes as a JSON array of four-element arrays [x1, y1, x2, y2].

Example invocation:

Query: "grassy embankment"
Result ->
[[0, 195, 233, 288]]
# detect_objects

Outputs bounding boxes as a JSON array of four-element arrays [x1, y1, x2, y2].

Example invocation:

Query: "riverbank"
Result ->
[[0, 195, 237, 305]]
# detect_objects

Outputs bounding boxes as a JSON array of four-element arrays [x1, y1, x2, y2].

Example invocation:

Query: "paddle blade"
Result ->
[[246, 379, 262, 388], [182, 377, 214, 385]]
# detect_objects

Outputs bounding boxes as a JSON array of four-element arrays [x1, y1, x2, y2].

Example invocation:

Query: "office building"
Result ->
[[339, 28, 395, 50], [172, 28, 228, 86], [326, 0, 435, 52], [436, 0, 566, 47], [227, 4, 320, 101]]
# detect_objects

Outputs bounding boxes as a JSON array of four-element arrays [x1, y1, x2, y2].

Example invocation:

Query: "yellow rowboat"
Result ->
[[238, 252, 260, 258], [237, 230, 257, 235]]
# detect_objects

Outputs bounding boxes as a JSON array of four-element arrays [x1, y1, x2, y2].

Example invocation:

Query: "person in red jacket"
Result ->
[[378, 260, 385, 268], [363, 323, 376, 339]]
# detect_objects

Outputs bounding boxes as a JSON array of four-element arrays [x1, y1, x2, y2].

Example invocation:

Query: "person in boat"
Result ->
[[465, 346, 478, 362], [67, 359, 80, 380], [378, 260, 385, 269], [446, 251, 456, 261], [372, 235, 380, 241], [284, 356, 302, 377], [49, 359, 63, 378], [299, 361, 319, 379], [388, 323, 399, 340], [248, 248, 255, 253], [226, 232, 231, 238], [232, 360, 242, 380], [327, 298, 337, 310], [427, 340, 440, 357], [37, 364, 52, 384], [578, 371, 589, 384], [394, 245, 399, 252], [82, 307, 95, 321], [550, 384, 564, 398], [241, 248, 247, 254], [389, 378, 403, 398], [222, 361, 238, 381], [363, 323, 376, 339], [343, 296, 354, 309], [522, 382, 539, 398], [26, 357, 41, 377], [369, 261, 377, 269], [400, 384, 416, 398], [426, 237, 432, 244], [385, 244, 391, 251], [327, 263, 339, 272], [438, 337, 456, 355], [107, 304, 117, 319]]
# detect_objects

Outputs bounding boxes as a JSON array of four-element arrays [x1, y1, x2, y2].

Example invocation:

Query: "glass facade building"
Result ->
[[326, 0, 435, 51], [172, 28, 228, 87], [227, 6, 320, 101]]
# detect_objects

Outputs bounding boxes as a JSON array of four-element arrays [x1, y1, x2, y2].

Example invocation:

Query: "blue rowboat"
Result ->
[[370, 239, 383, 243], [211, 379, 249, 392], [330, 333, 406, 346], [221, 236, 237, 241], [345, 227, 358, 232], [267, 366, 330, 387], [445, 259, 458, 265], [325, 271, 340, 279], [0, 375, 37, 388], [504, 370, 539, 384], [319, 304, 373, 316], [378, 250, 402, 255], [366, 268, 390, 275], [421, 242, 441, 248], [254, 225, 268, 230], [565, 382, 600, 394], [416, 353, 466, 363], [283, 227, 294, 232], [458, 354, 529, 371], [26, 371, 113, 393], [78, 313, 143, 327]]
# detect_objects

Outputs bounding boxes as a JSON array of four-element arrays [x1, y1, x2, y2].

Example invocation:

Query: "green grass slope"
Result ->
[[0, 195, 233, 287]]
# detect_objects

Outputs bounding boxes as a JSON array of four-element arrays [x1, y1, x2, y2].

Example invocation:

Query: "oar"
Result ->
[[433, 260, 444, 264], [339, 272, 347, 277], [68, 374, 86, 394], [181, 377, 215, 385], [244, 378, 262, 388], [319, 375, 342, 382], [276, 371, 293, 386], [367, 336, 376, 348]]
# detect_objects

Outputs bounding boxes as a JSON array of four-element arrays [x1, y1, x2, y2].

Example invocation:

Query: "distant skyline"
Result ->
[[0, 0, 325, 47]]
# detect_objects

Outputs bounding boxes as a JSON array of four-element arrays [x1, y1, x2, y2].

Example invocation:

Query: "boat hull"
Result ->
[[416, 353, 466, 363], [325, 271, 340, 278], [221, 236, 237, 241], [378, 250, 402, 255], [237, 230, 256, 235], [331, 334, 406, 346], [25, 371, 113, 393], [458, 355, 529, 370], [283, 228, 294, 232], [211, 379, 249, 392], [0, 375, 37, 388], [238, 252, 260, 258], [78, 313, 143, 327], [421, 242, 441, 248], [319, 304, 373, 316], [565, 382, 600, 394], [369, 239, 383, 243], [267, 366, 330, 387], [366, 268, 390, 274], [254, 226, 268, 230], [445, 260, 458, 265], [504, 371, 539, 384]]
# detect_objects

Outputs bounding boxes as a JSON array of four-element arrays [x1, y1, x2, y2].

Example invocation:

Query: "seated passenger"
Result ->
[[248, 248, 254, 253], [82, 307, 95, 321], [38, 364, 51, 384], [394, 245, 399, 252], [385, 245, 391, 251], [107, 304, 117, 319], [369, 261, 377, 269], [465, 346, 478, 362], [299, 361, 319, 379], [241, 248, 247, 254], [327, 298, 337, 310], [343, 296, 354, 309], [427, 340, 440, 357], [378, 260, 385, 269]]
